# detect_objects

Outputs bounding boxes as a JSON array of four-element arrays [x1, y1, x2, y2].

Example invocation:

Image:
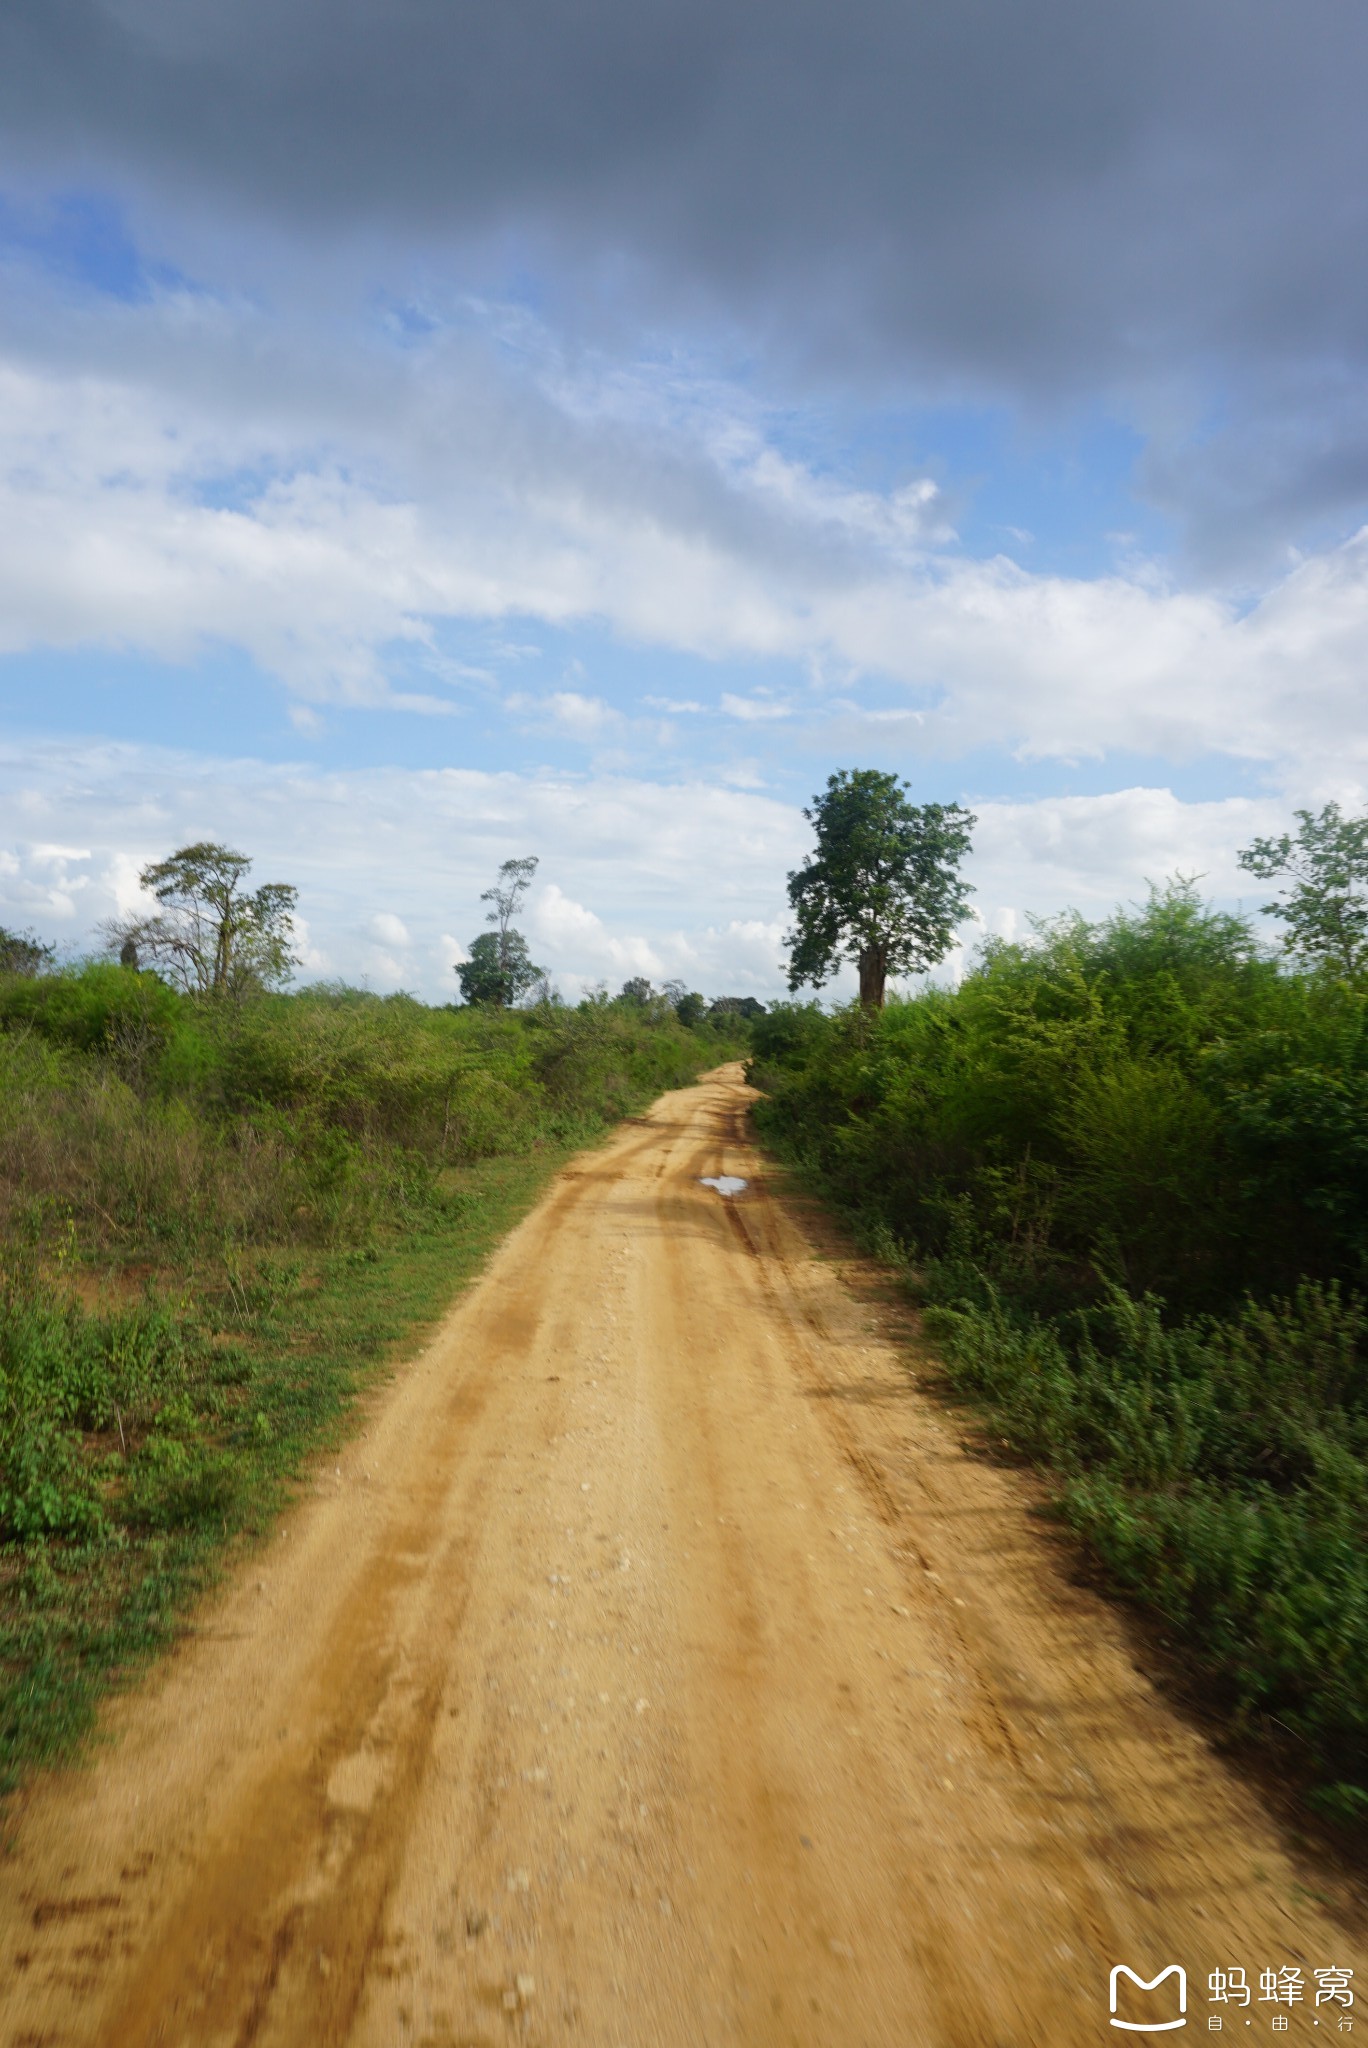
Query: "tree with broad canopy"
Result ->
[[104, 842, 298, 998], [785, 769, 975, 1008], [1239, 802, 1368, 980]]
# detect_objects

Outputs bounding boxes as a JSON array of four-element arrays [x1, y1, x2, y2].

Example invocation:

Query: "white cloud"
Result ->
[[0, 839, 100, 925], [292, 916, 328, 976], [363, 947, 404, 983], [739, 447, 954, 553], [0, 737, 1325, 1004], [366, 910, 410, 947], [506, 690, 619, 739], [1, 287, 1366, 787], [720, 693, 793, 722], [107, 851, 149, 918], [0, 739, 806, 999], [549, 691, 614, 735], [531, 883, 662, 987], [970, 786, 1273, 919]]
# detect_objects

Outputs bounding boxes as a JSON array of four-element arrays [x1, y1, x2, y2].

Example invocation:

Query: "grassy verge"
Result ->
[[755, 1111, 1368, 1832], [0, 1145, 575, 1796], [0, 969, 747, 1796], [747, 889, 1368, 1820]]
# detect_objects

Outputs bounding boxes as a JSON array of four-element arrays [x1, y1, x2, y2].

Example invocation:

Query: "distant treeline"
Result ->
[[751, 882, 1368, 1815]]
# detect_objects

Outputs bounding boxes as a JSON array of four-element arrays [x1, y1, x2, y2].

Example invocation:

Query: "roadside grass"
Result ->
[[0, 1145, 574, 1797], [747, 887, 1368, 1818], [748, 1141, 1368, 1922], [0, 968, 746, 1799]]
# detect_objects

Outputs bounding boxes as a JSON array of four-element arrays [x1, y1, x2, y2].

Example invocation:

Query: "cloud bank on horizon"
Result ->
[[1, 0, 1365, 997]]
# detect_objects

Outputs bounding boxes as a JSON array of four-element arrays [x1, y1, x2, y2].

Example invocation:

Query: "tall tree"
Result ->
[[786, 770, 975, 1007], [456, 931, 545, 1006], [1239, 802, 1368, 979], [456, 857, 544, 1007], [106, 842, 299, 998]]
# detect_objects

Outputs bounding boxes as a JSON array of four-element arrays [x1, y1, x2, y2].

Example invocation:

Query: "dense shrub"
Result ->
[[751, 883, 1368, 1800], [0, 971, 732, 1253], [0, 962, 183, 1061]]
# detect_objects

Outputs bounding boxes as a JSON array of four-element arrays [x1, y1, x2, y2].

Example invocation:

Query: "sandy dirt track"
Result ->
[[0, 1064, 1361, 2047]]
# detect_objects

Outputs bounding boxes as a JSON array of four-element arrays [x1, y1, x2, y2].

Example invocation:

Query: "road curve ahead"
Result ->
[[0, 1064, 1359, 2047]]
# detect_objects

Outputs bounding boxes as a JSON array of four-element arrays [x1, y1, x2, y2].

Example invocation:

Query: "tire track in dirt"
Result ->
[[0, 1065, 1360, 2047]]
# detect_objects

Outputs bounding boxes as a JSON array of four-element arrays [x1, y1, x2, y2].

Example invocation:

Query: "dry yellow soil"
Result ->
[[0, 1065, 1361, 2046]]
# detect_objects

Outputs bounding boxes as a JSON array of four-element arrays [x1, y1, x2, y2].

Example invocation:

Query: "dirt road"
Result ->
[[0, 1065, 1360, 2047]]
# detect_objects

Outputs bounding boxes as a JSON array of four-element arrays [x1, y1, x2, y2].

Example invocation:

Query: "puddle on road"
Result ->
[[699, 1176, 749, 1198]]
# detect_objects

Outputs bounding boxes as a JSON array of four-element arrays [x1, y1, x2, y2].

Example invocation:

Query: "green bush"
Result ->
[[0, 970, 734, 1526], [752, 883, 1368, 1311], [0, 1247, 196, 1543], [0, 974, 735, 1256], [0, 966, 741, 1792], [752, 883, 1368, 1797], [0, 962, 182, 1061]]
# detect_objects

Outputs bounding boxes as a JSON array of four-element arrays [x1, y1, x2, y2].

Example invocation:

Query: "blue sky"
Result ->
[[2, 2, 1366, 999]]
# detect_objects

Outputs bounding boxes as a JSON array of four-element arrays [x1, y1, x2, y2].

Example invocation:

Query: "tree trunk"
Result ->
[[857, 944, 887, 1008]]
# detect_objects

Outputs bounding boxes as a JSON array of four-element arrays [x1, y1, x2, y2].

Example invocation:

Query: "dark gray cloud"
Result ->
[[3, 0, 1367, 564], [1140, 371, 1368, 581]]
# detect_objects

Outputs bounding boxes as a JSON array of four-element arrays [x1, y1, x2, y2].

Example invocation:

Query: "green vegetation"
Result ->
[[456, 856, 546, 1007], [0, 927, 56, 978], [0, 961, 739, 1791], [786, 768, 975, 1007], [1239, 799, 1368, 980], [753, 876, 1368, 1811], [105, 840, 300, 996]]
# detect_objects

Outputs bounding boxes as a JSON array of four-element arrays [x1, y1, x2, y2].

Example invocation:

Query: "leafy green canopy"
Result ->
[[1239, 800, 1368, 979], [106, 842, 299, 999], [786, 769, 975, 1006], [457, 856, 545, 1007], [456, 929, 544, 1007]]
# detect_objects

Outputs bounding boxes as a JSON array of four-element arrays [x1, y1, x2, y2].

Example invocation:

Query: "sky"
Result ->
[[2, 0, 1366, 1001]]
